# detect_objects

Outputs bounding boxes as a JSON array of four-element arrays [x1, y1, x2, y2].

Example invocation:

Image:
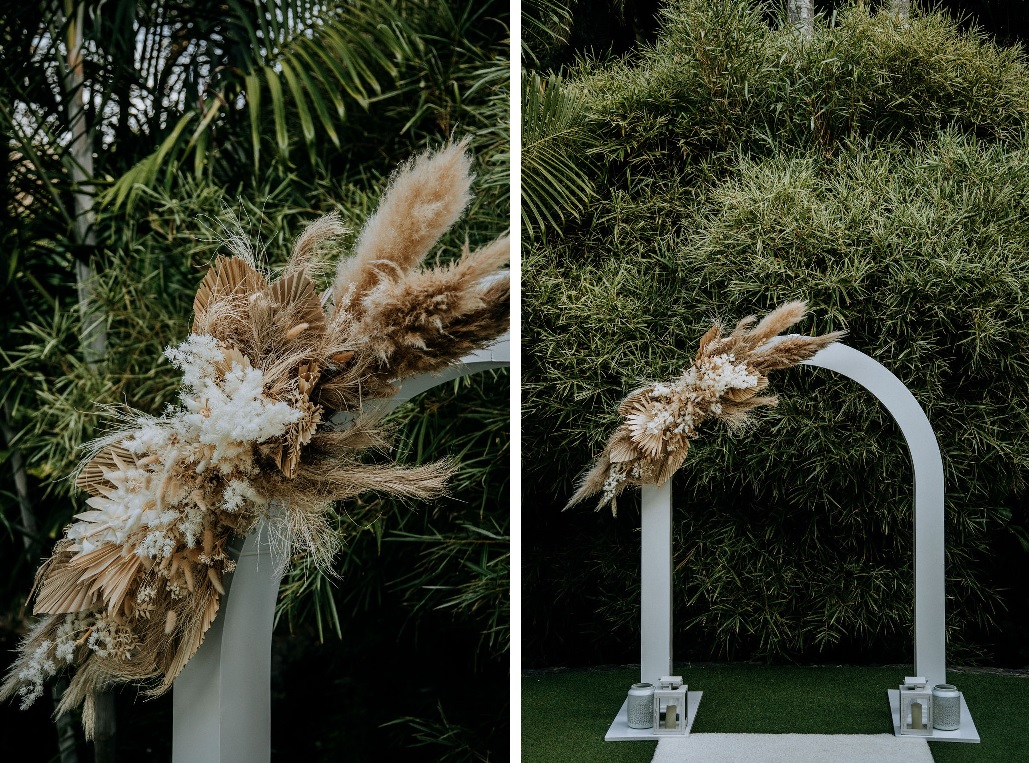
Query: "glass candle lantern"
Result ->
[[932, 684, 961, 731], [898, 677, 933, 736], [626, 683, 655, 729], [652, 676, 688, 735]]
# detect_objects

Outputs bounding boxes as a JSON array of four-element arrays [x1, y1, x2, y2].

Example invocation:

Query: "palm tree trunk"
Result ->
[[65, 0, 107, 368], [788, 0, 814, 37], [63, 4, 113, 761]]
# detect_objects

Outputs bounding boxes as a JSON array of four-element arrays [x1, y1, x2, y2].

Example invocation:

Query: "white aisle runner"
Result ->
[[652, 734, 933, 763]]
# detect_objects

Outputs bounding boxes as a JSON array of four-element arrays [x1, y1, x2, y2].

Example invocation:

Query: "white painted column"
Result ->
[[171, 531, 283, 763], [640, 481, 673, 685], [172, 335, 510, 762]]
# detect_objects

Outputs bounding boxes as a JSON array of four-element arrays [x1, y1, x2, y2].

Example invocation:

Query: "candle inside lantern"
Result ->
[[910, 701, 923, 730], [664, 704, 678, 729]]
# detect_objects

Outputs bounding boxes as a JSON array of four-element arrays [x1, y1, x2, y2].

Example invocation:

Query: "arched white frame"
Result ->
[[171, 336, 510, 763], [640, 341, 947, 688]]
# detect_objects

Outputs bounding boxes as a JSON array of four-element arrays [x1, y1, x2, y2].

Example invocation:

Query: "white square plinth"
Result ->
[[605, 691, 703, 741], [887, 690, 980, 743]]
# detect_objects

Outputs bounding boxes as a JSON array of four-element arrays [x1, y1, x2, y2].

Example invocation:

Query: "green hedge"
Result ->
[[523, 1, 1029, 668]]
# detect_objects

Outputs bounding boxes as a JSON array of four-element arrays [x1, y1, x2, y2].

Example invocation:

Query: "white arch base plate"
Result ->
[[604, 692, 703, 741], [887, 691, 980, 743]]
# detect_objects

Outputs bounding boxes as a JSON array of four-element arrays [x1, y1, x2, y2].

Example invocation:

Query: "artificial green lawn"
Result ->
[[522, 665, 1029, 762]]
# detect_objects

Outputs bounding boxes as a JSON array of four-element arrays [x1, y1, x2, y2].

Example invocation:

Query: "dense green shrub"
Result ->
[[523, 1, 1029, 669]]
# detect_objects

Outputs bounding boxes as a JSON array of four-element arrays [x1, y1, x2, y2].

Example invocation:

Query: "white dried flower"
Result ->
[[165, 335, 302, 473], [16, 641, 57, 709], [222, 479, 263, 513], [67, 462, 169, 555]]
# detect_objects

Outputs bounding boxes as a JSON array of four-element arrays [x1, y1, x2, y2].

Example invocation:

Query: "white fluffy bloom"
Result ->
[[693, 353, 759, 395], [86, 619, 116, 658], [122, 418, 174, 456], [53, 615, 83, 664], [164, 335, 302, 473], [178, 503, 206, 548], [222, 479, 263, 513], [17, 641, 56, 709], [136, 529, 177, 559], [600, 464, 627, 505], [164, 334, 224, 391], [177, 363, 301, 472]]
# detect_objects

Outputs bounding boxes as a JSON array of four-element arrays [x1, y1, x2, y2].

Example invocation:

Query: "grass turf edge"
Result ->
[[521, 665, 1029, 763]]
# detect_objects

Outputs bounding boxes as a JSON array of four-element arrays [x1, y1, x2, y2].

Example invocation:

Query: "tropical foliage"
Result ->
[[523, 0, 1029, 673], [1, 1, 509, 760]]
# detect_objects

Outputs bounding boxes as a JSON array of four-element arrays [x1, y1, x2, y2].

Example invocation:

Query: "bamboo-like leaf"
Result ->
[[105, 111, 196, 210], [279, 59, 316, 162], [186, 100, 224, 154], [291, 57, 341, 148], [292, 41, 350, 120]]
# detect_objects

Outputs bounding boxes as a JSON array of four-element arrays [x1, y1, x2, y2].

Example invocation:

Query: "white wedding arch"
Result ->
[[606, 341, 980, 742]]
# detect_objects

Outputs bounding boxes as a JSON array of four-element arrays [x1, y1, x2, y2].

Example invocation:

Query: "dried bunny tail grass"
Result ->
[[333, 140, 474, 310], [748, 330, 847, 372], [150, 586, 221, 696], [288, 211, 348, 275], [565, 451, 614, 511], [248, 270, 327, 352]]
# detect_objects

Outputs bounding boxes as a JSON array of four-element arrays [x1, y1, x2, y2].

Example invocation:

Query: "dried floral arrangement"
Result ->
[[566, 302, 843, 515], [0, 142, 509, 736]]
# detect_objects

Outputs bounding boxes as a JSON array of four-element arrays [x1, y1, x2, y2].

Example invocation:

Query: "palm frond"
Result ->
[[521, 72, 596, 238]]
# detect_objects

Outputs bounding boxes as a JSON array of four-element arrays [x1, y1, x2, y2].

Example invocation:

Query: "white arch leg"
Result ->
[[640, 481, 672, 687], [799, 343, 946, 687], [172, 336, 509, 762]]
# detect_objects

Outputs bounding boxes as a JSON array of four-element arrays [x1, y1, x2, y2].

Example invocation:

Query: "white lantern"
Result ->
[[652, 676, 688, 734], [898, 677, 933, 736]]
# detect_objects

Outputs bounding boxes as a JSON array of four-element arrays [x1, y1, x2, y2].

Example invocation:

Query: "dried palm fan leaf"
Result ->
[[566, 301, 844, 515], [1, 141, 508, 738]]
